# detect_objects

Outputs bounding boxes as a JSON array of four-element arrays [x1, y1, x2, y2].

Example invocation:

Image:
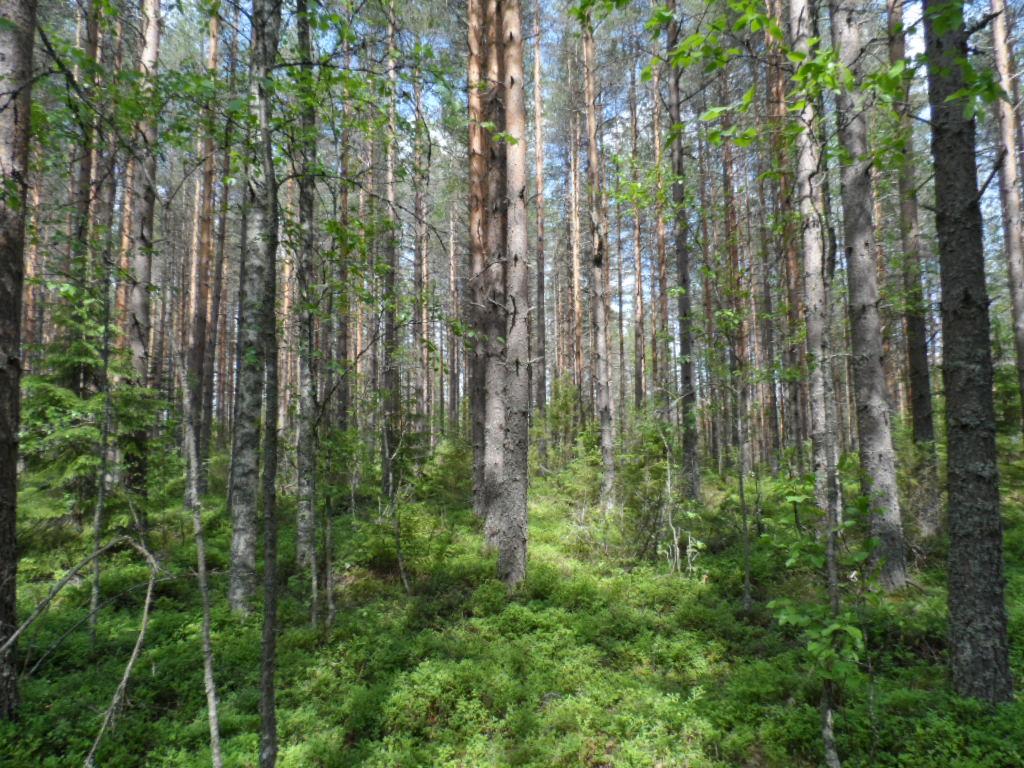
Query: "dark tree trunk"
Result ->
[[922, 0, 1013, 704], [0, 0, 36, 720]]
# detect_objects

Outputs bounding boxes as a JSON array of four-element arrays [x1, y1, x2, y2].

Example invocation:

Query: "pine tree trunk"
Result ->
[[831, 0, 906, 590], [0, 0, 35, 720], [582, 19, 615, 510], [570, 110, 584, 409], [533, 6, 547, 424], [467, 0, 488, 517], [888, 0, 938, 541], [188, 12, 219, 496], [448, 210, 460, 433], [922, 0, 1013, 704], [497, 0, 529, 587], [990, 0, 1024, 434], [481, 0, 508, 544]]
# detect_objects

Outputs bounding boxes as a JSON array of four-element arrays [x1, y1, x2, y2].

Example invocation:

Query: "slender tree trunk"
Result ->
[[887, 0, 938, 540], [990, 0, 1024, 433], [582, 17, 615, 510], [533, 5, 547, 427], [414, 70, 432, 438], [178, 315, 225, 768], [124, 0, 162, 494], [468, 0, 488, 516], [790, 0, 842, 761], [202, 6, 240, 466], [249, 0, 283, 762], [630, 66, 646, 412], [381, 6, 400, 506], [0, 0, 35, 720], [666, 3, 699, 499], [831, 0, 907, 589], [570, 110, 584, 407], [922, 0, 1013, 704], [294, 0, 318, 620], [448, 209, 459, 433], [188, 11, 219, 497]]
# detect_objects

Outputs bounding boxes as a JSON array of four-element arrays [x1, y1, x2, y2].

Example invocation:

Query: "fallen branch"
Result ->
[[0, 537, 128, 657], [83, 565, 156, 768]]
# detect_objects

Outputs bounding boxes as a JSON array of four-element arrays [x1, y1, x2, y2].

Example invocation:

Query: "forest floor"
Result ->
[[3, 444, 1023, 767]]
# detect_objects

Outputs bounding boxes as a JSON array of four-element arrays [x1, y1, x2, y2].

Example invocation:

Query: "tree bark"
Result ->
[[991, 0, 1024, 434], [228, 0, 282, 616], [582, 18, 615, 510], [831, 0, 907, 590], [666, 2, 699, 499], [922, 0, 1013, 704], [124, 0, 162, 493], [381, 5, 400, 506], [481, 0, 508, 545], [497, 0, 529, 587], [294, 0, 318, 620], [468, 0, 488, 516], [630, 66, 646, 412], [887, 0, 939, 538], [790, 0, 843, 759], [0, 0, 35, 720], [533, 4, 547, 422]]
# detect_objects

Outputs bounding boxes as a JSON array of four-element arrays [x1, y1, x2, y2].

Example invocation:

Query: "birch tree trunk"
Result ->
[[125, 0, 162, 494], [790, 0, 842, 760], [922, 0, 1012, 704], [228, 0, 282, 616]]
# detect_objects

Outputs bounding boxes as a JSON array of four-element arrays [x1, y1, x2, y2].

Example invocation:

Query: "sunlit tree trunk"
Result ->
[[666, 1, 699, 499], [481, 0, 508, 544], [990, 0, 1024, 434], [630, 66, 646, 412], [582, 17, 615, 510], [533, 4, 547, 431], [497, 0, 529, 586], [831, 0, 906, 590], [468, 0, 488, 516], [790, 0, 842, 760]]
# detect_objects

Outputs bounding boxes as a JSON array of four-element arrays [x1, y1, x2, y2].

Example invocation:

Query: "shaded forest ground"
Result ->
[[2, 439, 1023, 767]]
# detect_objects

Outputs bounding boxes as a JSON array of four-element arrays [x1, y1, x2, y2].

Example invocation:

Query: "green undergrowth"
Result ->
[[1, 444, 1022, 767]]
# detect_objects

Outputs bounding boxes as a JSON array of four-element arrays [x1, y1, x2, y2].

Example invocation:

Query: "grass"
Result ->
[[1, 443, 1022, 767]]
